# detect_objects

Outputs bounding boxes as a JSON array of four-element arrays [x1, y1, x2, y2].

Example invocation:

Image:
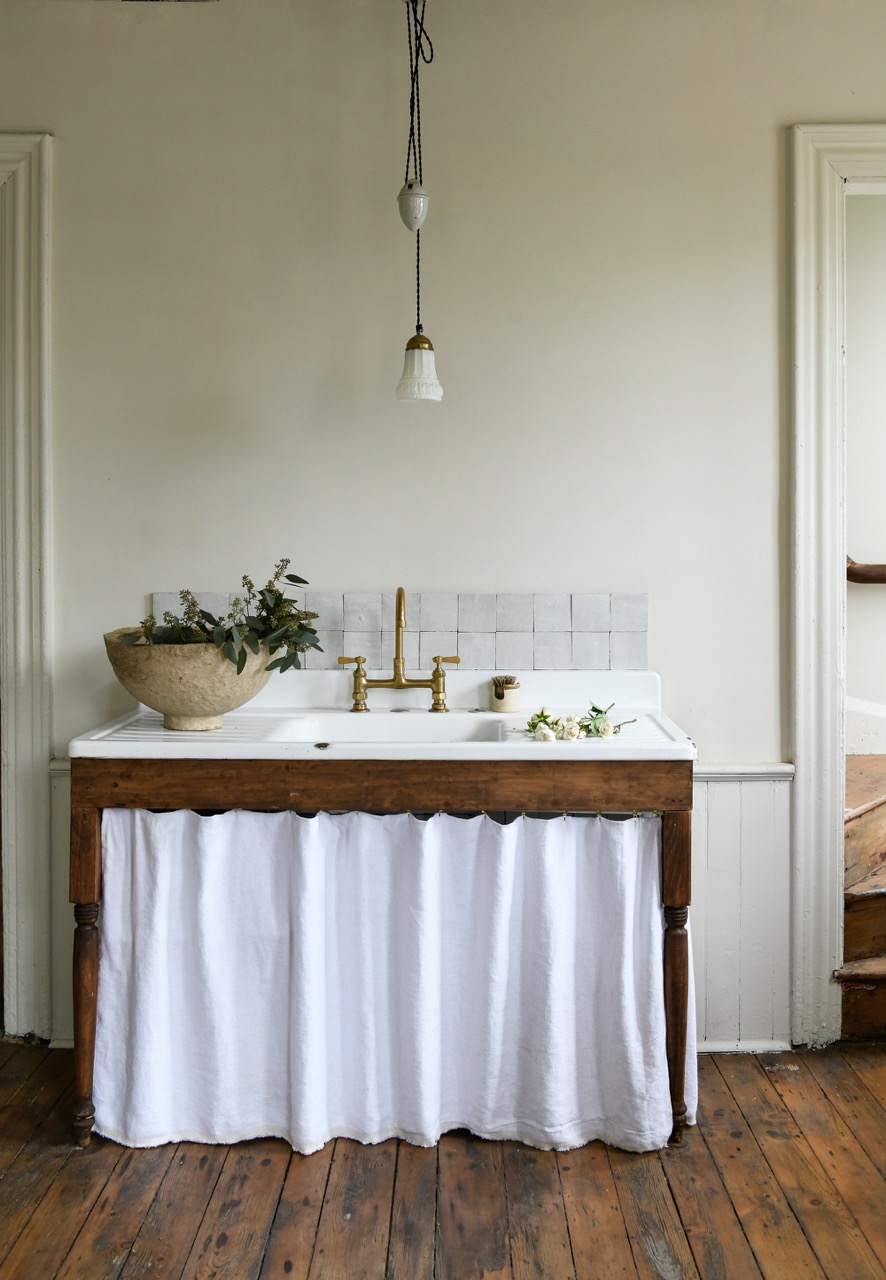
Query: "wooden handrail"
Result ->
[[847, 556, 886, 584]]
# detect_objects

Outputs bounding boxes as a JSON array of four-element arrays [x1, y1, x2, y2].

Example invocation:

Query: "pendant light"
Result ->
[[396, 0, 443, 402]]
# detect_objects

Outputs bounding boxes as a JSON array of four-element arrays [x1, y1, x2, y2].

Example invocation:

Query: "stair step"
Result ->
[[843, 760, 886, 1037], [845, 753, 886, 815], [845, 863, 886, 962], [846, 860, 886, 903], [837, 957, 886, 1040], [844, 756, 886, 887], [844, 817, 886, 889], [835, 956, 886, 982], [844, 893, 886, 962]]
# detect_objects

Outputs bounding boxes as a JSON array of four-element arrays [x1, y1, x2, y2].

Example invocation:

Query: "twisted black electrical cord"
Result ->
[[404, 0, 433, 336], [404, 0, 433, 188]]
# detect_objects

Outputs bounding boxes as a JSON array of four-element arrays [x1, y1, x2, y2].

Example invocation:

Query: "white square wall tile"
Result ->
[[420, 593, 458, 631], [495, 632, 534, 670], [458, 593, 496, 632], [572, 632, 610, 669], [457, 632, 496, 670], [610, 631, 648, 670], [381, 630, 420, 669], [304, 591, 344, 630], [533, 632, 572, 670], [419, 632, 458, 668], [611, 593, 648, 632], [343, 593, 383, 631], [533, 593, 571, 632], [305, 630, 343, 669], [496, 594, 534, 631], [151, 592, 180, 618], [198, 592, 235, 619], [572, 593, 610, 632], [343, 631, 382, 669]]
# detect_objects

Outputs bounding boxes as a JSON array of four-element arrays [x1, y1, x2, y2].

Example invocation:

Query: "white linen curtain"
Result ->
[[94, 809, 697, 1153]]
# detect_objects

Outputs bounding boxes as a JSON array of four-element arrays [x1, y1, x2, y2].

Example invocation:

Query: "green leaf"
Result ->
[[222, 640, 237, 665], [199, 610, 219, 625], [243, 631, 260, 655], [213, 626, 226, 649], [267, 651, 302, 673], [284, 573, 309, 585], [236, 646, 248, 674]]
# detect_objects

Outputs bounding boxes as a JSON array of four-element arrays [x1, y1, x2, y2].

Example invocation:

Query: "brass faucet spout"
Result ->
[[395, 586, 406, 670]]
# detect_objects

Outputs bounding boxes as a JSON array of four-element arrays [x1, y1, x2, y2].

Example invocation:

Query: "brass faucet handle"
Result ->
[[429, 655, 459, 712], [339, 655, 369, 712]]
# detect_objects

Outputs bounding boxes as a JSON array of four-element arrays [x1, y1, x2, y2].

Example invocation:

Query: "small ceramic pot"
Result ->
[[491, 681, 521, 713]]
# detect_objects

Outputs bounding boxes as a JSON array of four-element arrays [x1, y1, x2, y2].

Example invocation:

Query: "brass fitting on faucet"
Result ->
[[338, 588, 461, 711], [337, 655, 369, 712], [430, 655, 460, 711]]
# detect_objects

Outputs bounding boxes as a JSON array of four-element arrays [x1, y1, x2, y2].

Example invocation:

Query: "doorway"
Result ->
[[792, 125, 886, 1045]]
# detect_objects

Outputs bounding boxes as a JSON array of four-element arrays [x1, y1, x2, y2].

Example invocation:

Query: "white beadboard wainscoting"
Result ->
[[47, 763, 794, 1051], [691, 765, 794, 1050]]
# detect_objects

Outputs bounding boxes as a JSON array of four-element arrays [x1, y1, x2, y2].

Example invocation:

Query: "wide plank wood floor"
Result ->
[[1, 1042, 885, 1278]]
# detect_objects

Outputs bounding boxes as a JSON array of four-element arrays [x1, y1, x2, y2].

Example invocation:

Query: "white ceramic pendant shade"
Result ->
[[398, 179, 429, 231], [395, 1, 441, 402], [396, 333, 443, 401]]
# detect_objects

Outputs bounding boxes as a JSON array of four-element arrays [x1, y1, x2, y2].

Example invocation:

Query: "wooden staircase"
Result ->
[[838, 756, 886, 1038]]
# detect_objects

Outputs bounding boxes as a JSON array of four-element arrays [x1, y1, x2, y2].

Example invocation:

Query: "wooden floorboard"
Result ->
[[0, 1045, 884, 1279]]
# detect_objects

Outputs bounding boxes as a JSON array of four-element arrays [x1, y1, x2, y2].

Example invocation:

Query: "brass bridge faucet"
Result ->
[[338, 586, 460, 712]]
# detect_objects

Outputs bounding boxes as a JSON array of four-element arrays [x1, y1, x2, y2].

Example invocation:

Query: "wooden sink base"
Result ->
[[69, 756, 694, 1149]]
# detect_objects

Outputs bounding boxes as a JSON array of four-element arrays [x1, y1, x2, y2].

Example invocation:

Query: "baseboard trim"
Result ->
[[694, 763, 795, 783], [699, 1039, 793, 1054]]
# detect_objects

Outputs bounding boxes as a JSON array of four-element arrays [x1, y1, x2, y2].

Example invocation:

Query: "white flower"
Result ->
[[535, 724, 558, 742], [598, 718, 615, 738], [559, 719, 582, 740]]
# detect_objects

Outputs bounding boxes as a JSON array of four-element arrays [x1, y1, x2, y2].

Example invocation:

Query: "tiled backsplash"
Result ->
[[151, 590, 648, 671]]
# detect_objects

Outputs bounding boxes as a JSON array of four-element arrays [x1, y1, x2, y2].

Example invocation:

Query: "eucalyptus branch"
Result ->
[[123, 558, 322, 674]]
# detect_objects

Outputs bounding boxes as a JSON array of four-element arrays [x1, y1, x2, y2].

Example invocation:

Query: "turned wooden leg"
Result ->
[[663, 903, 689, 1143], [70, 795, 102, 1148], [662, 810, 692, 1145], [72, 901, 100, 1146]]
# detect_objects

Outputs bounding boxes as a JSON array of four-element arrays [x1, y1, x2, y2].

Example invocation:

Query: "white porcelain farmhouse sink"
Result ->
[[68, 670, 695, 762], [69, 708, 694, 762]]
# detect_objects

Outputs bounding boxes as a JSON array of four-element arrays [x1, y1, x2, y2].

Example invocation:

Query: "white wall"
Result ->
[[846, 194, 886, 706], [5, 0, 886, 1042], [3, 0, 857, 764], [2, 0, 883, 764]]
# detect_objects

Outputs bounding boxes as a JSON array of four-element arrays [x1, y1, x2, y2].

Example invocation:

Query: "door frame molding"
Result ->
[[791, 124, 886, 1044], [0, 134, 52, 1036]]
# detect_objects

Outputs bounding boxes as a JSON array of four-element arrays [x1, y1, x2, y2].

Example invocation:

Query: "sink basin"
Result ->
[[265, 711, 509, 744]]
